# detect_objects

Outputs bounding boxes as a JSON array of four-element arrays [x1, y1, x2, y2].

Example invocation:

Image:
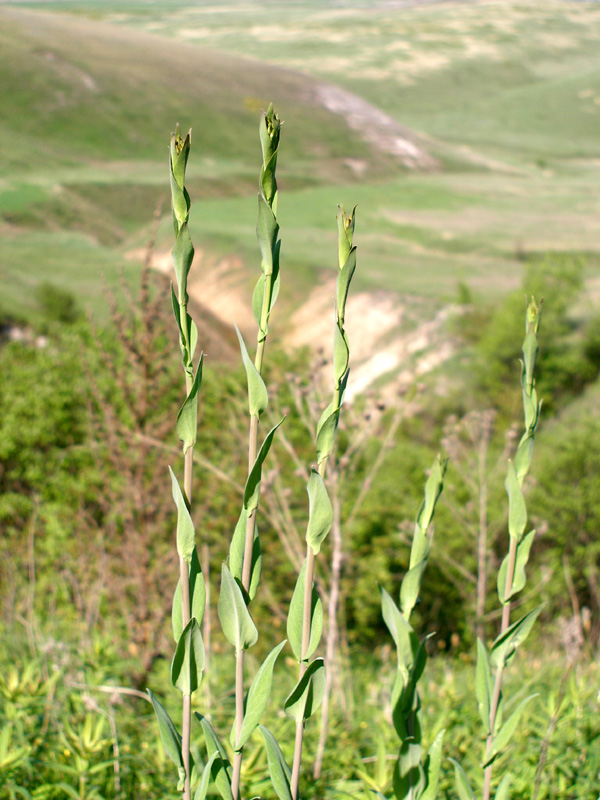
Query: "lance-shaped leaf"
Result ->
[[421, 729, 446, 800], [333, 324, 349, 388], [172, 223, 194, 301], [400, 636, 428, 715], [171, 618, 205, 695], [235, 325, 268, 418], [336, 204, 356, 269], [169, 466, 195, 564], [394, 739, 425, 800], [305, 469, 333, 555], [316, 403, 338, 465], [400, 561, 426, 623], [194, 751, 219, 800], [495, 773, 513, 800], [381, 586, 418, 677], [244, 418, 284, 512], [259, 726, 292, 800], [172, 547, 206, 641], [336, 247, 356, 325], [171, 286, 197, 372], [449, 759, 476, 800], [147, 689, 184, 782], [229, 507, 261, 602], [195, 714, 233, 800], [252, 258, 281, 333], [483, 693, 538, 767], [287, 558, 323, 662], [283, 658, 326, 723], [170, 171, 189, 229], [256, 194, 278, 277], [505, 461, 527, 541], [476, 639, 493, 734], [497, 529, 536, 604], [218, 564, 258, 652], [490, 606, 543, 670], [523, 332, 539, 394], [410, 455, 447, 570], [170, 127, 191, 189], [232, 641, 286, 751], [176, 355, 203, 454]]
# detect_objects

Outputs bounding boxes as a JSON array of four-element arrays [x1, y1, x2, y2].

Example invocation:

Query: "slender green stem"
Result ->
[[231, 650, 245, 799], [482, 519, 517, 800], [180, 352, 194, 800], [290, 386, 340, 799]]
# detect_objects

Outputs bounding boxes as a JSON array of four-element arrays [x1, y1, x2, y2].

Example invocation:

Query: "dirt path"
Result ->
[[310, 82, 438, 170], [134, 247, 459, 400]]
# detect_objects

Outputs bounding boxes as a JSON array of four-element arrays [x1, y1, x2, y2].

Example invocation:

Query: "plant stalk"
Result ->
[[482, 534, 517, 800]]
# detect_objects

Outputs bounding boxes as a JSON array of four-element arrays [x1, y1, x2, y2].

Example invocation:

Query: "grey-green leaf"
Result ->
[[476, 638, 493, 735], [171, 618, 205, 695], [244, 418, 284, 512], [497, 529, 536, 604], [259, 726, 292, 800], [421, 729, 445, 800], [400, 561, 426, 623], [235, 325, 268, 418], [283, 658, 326, 723], [333, 324, 349, 387], [256, 193, 278, 277], [287, 558, 323, 662], [194, 752, 219, 800], [505, 461, 527, 541], [316, 407, 338, 465], [172, 222, 194, 300], [336, 247, 356, 325], [495, 773, 512, 800], [483, 694, 538, 767], [490, 606, 543, 670], [229, 507, 261, 602], [380, 586, 418, 673], [172, 547, 206, 641], [176, 355, 203, 454], [218, 564, 258, 652], [147, 689, 182, 773], [195, 714, 233, 800], [169, 467, 195, 564], [449, 759, 475, 800], [305, 469, 333, 556], [233, 641, 286, 751]]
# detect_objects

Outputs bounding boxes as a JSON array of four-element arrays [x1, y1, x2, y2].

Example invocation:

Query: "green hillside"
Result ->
[[0, 5, 399, 321], [1, 1, 599, 324]]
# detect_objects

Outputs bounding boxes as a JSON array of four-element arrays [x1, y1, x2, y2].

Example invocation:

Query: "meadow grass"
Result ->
[[1, 1, 600, 330]]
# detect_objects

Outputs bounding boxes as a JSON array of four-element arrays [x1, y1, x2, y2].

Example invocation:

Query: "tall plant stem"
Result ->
[[476, 430, 489, 642], [313, 467, 342, 780], [290, 418, 336, 800], [234, 170, 277, 800], [231, 650, 245, 799], [179, 360, 194, 800], [482, 535, 517, 800]]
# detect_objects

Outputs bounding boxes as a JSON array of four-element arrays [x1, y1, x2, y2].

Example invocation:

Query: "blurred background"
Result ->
[[1, 1, 599, 798]]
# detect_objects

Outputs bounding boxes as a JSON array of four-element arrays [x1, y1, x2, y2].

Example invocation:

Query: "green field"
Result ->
[[1, 1, 599, 324], [2, 5, 600, 798]]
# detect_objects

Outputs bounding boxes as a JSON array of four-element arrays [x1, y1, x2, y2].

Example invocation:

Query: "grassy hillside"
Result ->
[[0, 5, 397, 321], [1, 1, 599, 325]]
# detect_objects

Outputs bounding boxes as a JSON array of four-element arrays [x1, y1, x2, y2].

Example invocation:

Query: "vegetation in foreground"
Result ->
[[2, 108, 600, 798], [1, 2, 599, 798]]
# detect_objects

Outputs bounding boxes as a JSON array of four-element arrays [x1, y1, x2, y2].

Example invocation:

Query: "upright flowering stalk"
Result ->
[[148, 127, 206, 800], [273, 205, 356, 800], [220, 105, 285, 800], [380, 456, 446, 800], [452, 298, 544, 800]]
